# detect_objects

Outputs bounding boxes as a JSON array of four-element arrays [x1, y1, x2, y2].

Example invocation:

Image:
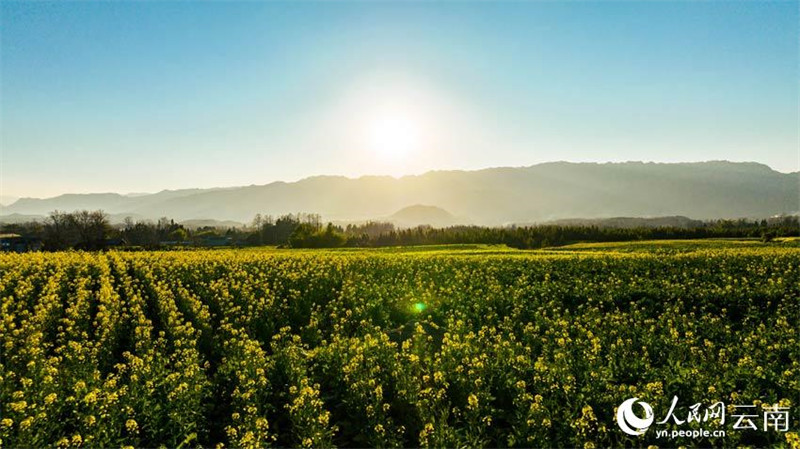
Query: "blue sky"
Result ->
[[1, 1, 797, 198]]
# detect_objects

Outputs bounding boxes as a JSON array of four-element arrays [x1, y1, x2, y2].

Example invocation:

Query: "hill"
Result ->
[[179, 219, 245, 229], [544, 216, 704, 229], [2, 161, 797, 225], [0, 213, 44, 224], [389, 205, 457, 228]]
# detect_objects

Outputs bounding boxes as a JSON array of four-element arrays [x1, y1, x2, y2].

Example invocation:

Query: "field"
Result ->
[[1, 241, 798, 448]]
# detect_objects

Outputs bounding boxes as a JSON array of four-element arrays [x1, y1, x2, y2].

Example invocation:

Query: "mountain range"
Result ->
[[2, 161, 798, 226]]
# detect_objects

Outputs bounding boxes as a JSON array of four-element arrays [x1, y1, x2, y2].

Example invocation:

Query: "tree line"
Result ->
[[1, 210, 798, 252]]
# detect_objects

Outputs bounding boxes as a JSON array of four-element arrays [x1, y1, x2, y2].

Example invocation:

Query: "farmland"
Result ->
[[1, 241, 798, 448]]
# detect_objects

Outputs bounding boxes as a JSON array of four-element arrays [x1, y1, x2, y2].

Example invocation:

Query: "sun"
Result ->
[[366, 113, 421, 161]]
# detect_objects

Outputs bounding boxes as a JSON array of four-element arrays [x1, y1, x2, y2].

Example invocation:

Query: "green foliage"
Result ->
[[289, 223, 347, 248]]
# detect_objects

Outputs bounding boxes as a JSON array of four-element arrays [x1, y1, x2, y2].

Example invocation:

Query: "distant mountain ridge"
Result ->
[[2, 161, 798, 225], [543, 216, 704, 229]]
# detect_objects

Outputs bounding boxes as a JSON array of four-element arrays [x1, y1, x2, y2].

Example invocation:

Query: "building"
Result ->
[[0, 233, 43, 252]]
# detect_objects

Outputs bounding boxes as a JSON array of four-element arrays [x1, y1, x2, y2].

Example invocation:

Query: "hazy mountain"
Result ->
[[0, 195, 18, 207], [0, 213, 45, 224], [389, 205, 457, 228], [3, 188, 225, 216], [543, 216, 704, 229], [180, 219, 245, 229], [0, 212, 150, 226], [2, 161, 797, 225]]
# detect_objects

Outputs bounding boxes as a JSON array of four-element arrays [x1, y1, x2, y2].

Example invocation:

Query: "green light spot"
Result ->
[[413, 302, 427, 313]]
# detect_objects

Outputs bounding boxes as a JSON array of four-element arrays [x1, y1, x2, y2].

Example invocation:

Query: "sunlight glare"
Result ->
[[367, 113, 421, 161]]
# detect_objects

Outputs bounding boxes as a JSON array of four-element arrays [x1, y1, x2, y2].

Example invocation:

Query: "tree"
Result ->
[[43, 210, 74, 250], [288, 222, 346, 248], [69, 210, 112, 250], [168, 227, 189, 242], [288, 223, 317, 248]]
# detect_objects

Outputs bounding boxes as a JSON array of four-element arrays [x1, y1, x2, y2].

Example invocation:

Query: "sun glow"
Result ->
[[366, 112, 421, 161], [326, 73, 471, 177]]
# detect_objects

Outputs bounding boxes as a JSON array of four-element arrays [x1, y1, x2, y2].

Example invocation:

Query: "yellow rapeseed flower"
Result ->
[[125, 419, 139, 433]]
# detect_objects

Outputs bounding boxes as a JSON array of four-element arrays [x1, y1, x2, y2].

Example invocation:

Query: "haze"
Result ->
[[1, 1, 798, 200]]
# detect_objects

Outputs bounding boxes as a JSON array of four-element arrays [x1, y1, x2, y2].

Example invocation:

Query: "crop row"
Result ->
[[1, 248, 798, 447]]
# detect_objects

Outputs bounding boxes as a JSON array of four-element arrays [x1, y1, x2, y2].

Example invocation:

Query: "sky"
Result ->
[[1, 1, 798, 199]]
